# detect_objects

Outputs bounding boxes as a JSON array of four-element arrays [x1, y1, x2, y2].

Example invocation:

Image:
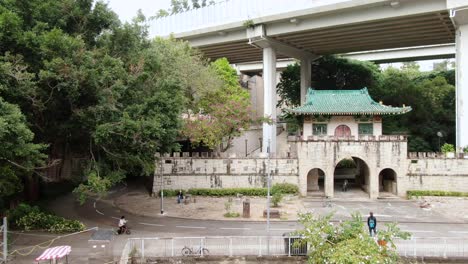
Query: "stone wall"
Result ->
[[401, 158, 468, 193], [295, 139, 408, 198], [152, 155, 299, 194]]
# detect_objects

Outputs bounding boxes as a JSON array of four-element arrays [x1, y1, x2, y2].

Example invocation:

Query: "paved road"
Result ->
[[54, 188, 468, 239]]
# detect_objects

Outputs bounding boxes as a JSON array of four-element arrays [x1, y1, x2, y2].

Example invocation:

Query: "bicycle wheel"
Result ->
[[202, 248, 209, 256], [181, 247, 191, 256]]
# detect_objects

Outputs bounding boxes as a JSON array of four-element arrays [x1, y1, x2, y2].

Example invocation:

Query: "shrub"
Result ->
[[271, 183, 299, 195], [463, 146, 468, 153], [8, 203, 84, 233], [157, 189, 180, 197], [407, 190, 468, 199], [441, 143, 455, 153], [223, 212, 240, 218], [188, 188, 268, 196], [272, 192, 283, 207]]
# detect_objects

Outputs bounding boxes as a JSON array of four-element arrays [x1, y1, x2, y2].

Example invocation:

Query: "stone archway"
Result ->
[[307, 168, 325, 193], [379, 168, 397, 195], [333, 157, 370, 198]]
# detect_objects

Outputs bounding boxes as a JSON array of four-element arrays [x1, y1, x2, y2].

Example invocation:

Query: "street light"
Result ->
[[160, 157, 164, 215], [437, 131, 443, 151]]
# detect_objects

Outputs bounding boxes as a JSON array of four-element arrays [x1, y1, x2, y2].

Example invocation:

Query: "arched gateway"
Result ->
[[290, 88, 411, 199]]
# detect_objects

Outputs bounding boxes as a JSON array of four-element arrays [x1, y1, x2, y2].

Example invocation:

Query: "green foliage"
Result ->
[[188, 188, 268, 196], [271, 183, 299, 195], [162, 184, 299, 197], [157, 189, 181, 197], [336, 158, 356, 168], [154, 0, 214, 18], [272, 192, 283, 207], [0, 0, 225, 206], [243, 19, 255, 28], [441, 143, 455, 153], [295, 212, 410, 263], [73, 168, 125, 205], [463, 146, 468, 153], [8, 203, 84, 233], [277, 63, 301, 107], [223, 212, 240, 218], [407, 190, 468, 199], [183, 58, 252, 150]]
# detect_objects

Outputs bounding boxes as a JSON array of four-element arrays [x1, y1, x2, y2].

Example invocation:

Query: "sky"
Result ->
[[105, 0, 172, 23], [105, 0, 453, 71]]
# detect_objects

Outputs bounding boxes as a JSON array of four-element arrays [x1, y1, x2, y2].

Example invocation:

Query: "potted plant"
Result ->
[[463, 146, 468, 159], [441, 143, 455, 158]]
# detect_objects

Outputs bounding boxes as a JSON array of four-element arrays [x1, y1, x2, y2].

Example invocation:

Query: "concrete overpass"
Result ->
[[150, 0, 468, 152], [233, 44, 455, 73]]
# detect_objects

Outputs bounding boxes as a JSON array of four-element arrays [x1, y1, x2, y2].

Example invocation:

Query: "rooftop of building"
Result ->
[[289, 88, 412, 116]]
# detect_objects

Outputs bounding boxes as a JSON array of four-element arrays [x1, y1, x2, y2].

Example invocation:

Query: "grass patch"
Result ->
[[223, 212, 240, 218], [407, 190, 468, 199]]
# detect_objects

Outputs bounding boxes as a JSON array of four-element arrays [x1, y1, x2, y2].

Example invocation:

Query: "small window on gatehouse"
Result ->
[[358, 123, 373, 135], [313, 124, 327, 135]]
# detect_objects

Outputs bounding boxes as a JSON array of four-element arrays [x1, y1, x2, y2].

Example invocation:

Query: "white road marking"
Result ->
[[111, 217, 120, 220], [403, 230, 434, 233], [93, 202, 96, 208], [449, 231, 468, 234], [374, 214, 392, 217], [387, 203, 392, 207], [219, 227, 251, 230], [270, 228, 296, 231], [139, 222, 165, 227], [176, 226, 206, 229], [96, 209, 104, 215]]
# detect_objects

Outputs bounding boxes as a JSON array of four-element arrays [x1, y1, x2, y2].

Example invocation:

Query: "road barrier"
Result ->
[[119, 236, 468, 264]]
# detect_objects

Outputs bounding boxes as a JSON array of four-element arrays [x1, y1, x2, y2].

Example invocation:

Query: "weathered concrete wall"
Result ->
[[153, 146, 468, 199], [153, 156, 298, 194], [401, 158, 468, 193]]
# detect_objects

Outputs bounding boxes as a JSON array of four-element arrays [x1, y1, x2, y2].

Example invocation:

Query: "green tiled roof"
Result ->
[[289, 88, 412, 115]]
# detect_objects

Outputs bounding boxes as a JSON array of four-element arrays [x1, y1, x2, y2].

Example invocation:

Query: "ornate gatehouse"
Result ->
[[289, 88, 411, 199]]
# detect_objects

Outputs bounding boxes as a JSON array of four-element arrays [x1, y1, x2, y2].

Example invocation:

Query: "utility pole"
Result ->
[[266, 139, 271, 255], [3, 217, 7, 263], [160, 158, 164, 215]]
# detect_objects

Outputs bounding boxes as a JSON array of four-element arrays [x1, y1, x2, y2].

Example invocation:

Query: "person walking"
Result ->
[[367, 212, 377, 237]]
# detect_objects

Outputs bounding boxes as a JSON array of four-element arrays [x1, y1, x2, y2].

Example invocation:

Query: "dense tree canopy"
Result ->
[[277, 56, 456, 151], [0, 0, 248, 207]]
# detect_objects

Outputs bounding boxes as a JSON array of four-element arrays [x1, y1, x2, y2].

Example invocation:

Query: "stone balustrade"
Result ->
[[155, 151, 297, 159], [288, 134, 407, 142]]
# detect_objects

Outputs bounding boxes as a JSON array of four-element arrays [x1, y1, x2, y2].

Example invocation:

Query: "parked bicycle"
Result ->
[[181, 245, 209, 256]]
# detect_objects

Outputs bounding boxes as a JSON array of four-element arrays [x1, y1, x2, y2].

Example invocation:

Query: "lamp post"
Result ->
[[266, 139, 271, 255], [160, 157, 164, 215]]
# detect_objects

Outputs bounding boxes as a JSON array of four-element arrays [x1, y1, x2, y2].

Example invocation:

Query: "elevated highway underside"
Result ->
[[181, 1, 455, 63]]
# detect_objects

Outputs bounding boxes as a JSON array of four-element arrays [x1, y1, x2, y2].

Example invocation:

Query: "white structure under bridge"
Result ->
[[150, 0, 468, 152]]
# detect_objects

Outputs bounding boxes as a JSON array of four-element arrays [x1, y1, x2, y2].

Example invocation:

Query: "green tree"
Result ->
[[154, 0, 215, 18], [183, 58, 251, 150], [0, 97, 46, 210], [296, 212, 410, 263]]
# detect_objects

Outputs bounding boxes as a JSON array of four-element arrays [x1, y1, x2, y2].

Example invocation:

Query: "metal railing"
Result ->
[[119, 236, 468, 264], [119, 236, 306, 263], [148, 0, 351, 37]]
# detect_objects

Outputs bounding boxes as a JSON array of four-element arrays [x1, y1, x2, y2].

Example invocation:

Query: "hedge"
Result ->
[[407, 190, 468, 198], [8, 203, 85, 233], [158, 183, 299, 197]]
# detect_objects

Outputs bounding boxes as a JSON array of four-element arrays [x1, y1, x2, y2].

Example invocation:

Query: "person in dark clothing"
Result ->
[[367, 212, 377, 237], [177, 190, 183, 204]]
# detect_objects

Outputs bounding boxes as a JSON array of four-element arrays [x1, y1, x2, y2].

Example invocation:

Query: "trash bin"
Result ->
[[243, 199, 250, 218], [283, 233, 307, 256]]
